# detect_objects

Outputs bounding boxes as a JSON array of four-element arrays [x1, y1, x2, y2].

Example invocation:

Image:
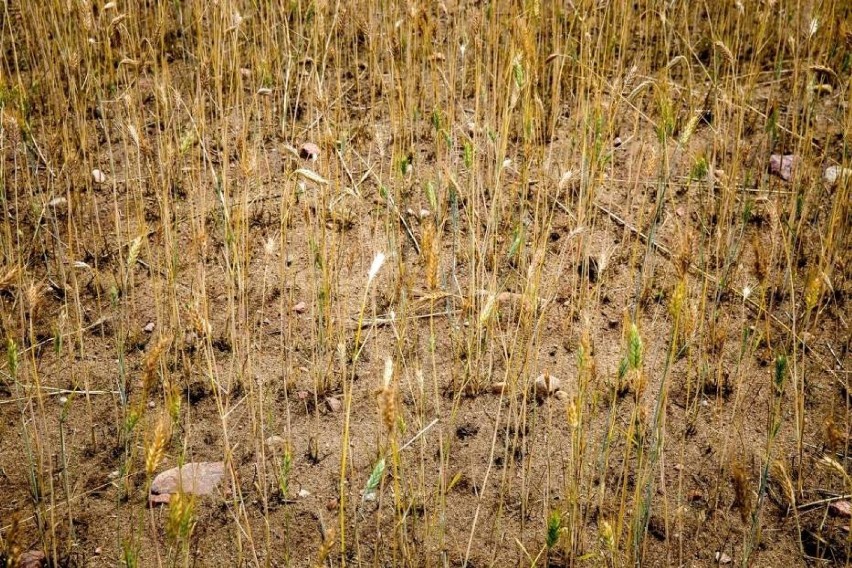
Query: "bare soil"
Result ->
[[1, 2, 850, 567]]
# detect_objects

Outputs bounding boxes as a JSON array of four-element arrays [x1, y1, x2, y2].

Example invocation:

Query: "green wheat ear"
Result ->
[[546, 510, 562, 549], [617, 356, 629, 381], [628, 323, 643, 370], [6, 338, 18, 378], [362, 457, 385, 502], [773, 354, 788, 394]]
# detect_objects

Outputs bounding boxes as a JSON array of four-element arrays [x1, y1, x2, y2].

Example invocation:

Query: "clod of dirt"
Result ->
[[495, 291, 537, 318], [496, 291, 523, 304], [455, 423, 479, 440], [149, 462, 225, 505], [91, 169, 107, 184], [17, 550, 46, 568], [184, 330, 198, 350], [293, 301, 307, 314], [265, 435, 286, 453], [824, 166, 852, 186], [687, 489, 704, 502], [299, 142, 320, 161], [406, 207, 432, 220], [491, 382, 506, 394], [325, 397, 342, 412], [769, 154, 797, 181], [715, 551, 732, 564], [186, 381, 208, 405], [554, 390, 569, 401], [647, 515, 666, 540], [829, 500, 851, 518], [534, 373, 561, 397]]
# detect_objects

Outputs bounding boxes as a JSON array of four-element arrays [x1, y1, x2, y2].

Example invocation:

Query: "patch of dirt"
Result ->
[[0, 1, 850, 567]]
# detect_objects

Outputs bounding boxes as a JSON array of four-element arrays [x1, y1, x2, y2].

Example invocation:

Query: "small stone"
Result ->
[[149, 462, 225, 505], [143, 322, 155, 333], [298, 488, 311, 498], [363, 491, 376, 502], [491, 382, 506, 394], [534, 373, 561, 397], [293, 301, 307, 314], [613, 136, 622, 147], [299, 142, 320, 161], [715, 551, 732, 564], [257, 87, 273, 96], [829, 500, 851, 518], [47, 197, 67, 208], [325, 397, 342, 412], [326, 499, 339, 511], [824, 165, 852, 186], [553, 390, 569, 401], [147, 401, 156, 409], [240, 68, 252, 78], [769, 154, 797, 181], [58, 396, 68, 405], [92, 169, 107, 184], [419, 208, 431, 219], [297, 390, 309, 401]]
